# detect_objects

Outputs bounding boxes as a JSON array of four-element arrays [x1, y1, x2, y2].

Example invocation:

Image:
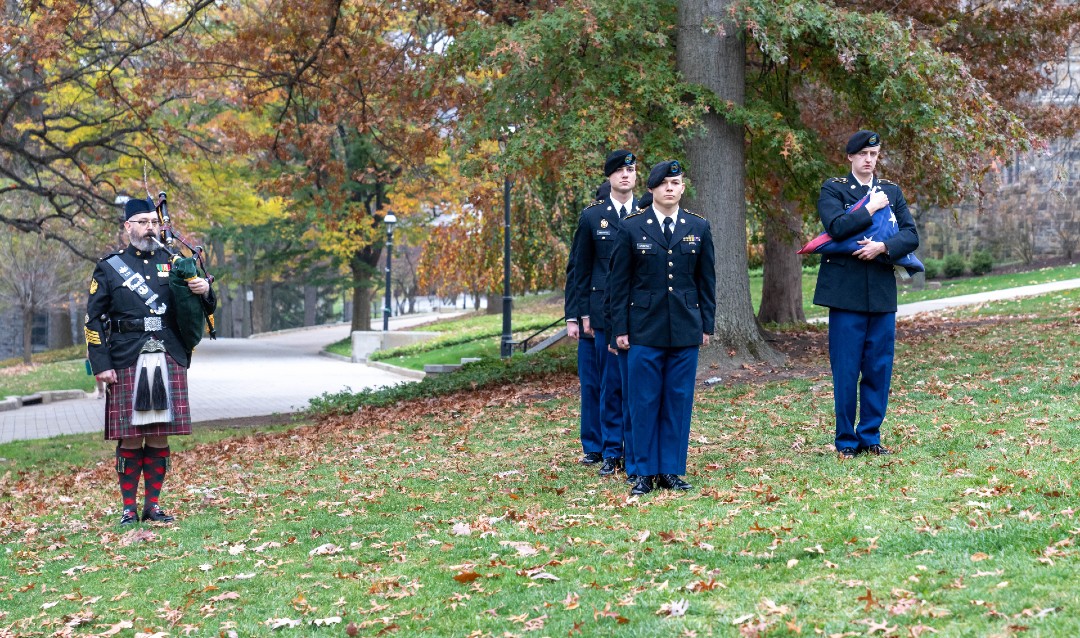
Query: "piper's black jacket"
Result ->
[[85, 244, 216, 373]]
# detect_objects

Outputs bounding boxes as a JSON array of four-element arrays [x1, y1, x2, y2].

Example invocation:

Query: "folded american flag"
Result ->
[[798, 192, 924, 277]]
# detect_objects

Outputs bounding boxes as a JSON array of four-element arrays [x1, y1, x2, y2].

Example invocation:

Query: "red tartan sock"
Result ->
[[116, 446, 144, 513], [142, 446, 171, 510]]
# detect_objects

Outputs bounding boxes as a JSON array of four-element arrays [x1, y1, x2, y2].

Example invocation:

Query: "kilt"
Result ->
[[104, 353, 192, 440]]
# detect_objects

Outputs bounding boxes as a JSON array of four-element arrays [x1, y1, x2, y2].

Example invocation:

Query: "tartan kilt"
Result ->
[[104, 353, 192, 440]]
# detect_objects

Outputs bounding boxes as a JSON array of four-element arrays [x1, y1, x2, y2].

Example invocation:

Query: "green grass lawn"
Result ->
[[0, 358, 95, 397], [750, 261, 1079, 321], [1, 289, 1077, 636]]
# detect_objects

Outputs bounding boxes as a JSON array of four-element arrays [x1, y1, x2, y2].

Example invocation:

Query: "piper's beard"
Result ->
[[129, 234, 156, 253]]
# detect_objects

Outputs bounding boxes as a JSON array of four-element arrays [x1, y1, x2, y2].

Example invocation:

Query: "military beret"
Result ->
[[604, 150, 636, 176], [646, 160, 683, 190], [637, 192, 653, 210], [124, 197, 155, 220], [846, 130, 881, 155], [595, 181, 611, 201]]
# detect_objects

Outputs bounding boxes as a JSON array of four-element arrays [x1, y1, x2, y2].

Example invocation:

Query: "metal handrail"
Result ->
[[515, 316, 568, 353]]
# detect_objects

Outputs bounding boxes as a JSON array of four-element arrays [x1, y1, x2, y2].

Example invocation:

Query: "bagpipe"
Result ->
[[146, 188, 218, 349], [797, 191, 924, 277]]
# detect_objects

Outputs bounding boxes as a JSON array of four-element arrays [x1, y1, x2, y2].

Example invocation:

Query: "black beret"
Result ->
[[594, 181, 611, 201], [604, 150, 636, 176], [637, 192, 653, 210], [646, 160, 683, 190], [846, 130, 881, 155], [124, 197, 155, 220]]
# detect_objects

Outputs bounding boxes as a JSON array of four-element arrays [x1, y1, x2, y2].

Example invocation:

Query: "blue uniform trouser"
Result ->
[[577, 336, 602, 454], [828, 309, 896, 451], [593, 329, 624, 460], [617, 346, 635, 474], [627, 344, 699, 476]]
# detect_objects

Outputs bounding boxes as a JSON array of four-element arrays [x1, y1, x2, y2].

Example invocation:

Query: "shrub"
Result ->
[[969, 250, 994, 276], [943, 253, 967, 278], [922, 258, 943, 280], [307, 347, 577, 416]]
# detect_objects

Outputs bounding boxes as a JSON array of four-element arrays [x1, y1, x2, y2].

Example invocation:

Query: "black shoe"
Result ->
[[625, 474, 638, 486], [656, 474, 692, 490], [866, 444, 892, 456], [141, 505, 175, 523], [119, 509, 139, 526], [630, 475, 654, 496], [838, 448, 858, 459], [599, 457, 622, 476], [580, 452, 603, 465]]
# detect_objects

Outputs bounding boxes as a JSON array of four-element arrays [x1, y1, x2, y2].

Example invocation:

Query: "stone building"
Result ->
[[916, 43, 1080, 263]]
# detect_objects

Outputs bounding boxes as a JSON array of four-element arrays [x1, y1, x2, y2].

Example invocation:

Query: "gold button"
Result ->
[[668, 262, 673, 267], [668, 286, 673, 292], [692, 250, 696, 254], [668, 274, 673, 279], [641, 250, 646, 254], [144, 260, 149, 264], [667, 249, 672, 254]]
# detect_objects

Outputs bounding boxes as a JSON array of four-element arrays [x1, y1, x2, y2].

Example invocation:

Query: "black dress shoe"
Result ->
[[656, 474, 692, 490], [838, 448, 857, 459], [599, 457, 622, 476], [141, 505, 175, 523], [119, 509, 139, 526], [866, 444, 892, 456], [630, 475, 653, 496], [580, 452, 603, 465], [625, 474, 638, 486]]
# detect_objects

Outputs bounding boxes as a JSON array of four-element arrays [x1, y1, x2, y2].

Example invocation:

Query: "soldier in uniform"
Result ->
[[609, 160, 716, 496], [567, 150, 638, 475], [85, 197, 216, 525], [812, 131, 919, 459]]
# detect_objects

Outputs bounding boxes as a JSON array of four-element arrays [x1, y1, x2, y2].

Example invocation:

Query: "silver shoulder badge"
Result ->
[[828, 177, 848, 184]]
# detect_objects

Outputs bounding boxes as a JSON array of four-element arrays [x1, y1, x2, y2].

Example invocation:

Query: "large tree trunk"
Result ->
[[350, 248, 380, 331], [303, 284, 318, 326], [677, 0, 782, 371], [21, 307, 33, 364], [758, 201, 806, 324]]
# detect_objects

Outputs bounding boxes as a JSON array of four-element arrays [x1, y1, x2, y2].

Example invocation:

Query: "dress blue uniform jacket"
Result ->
[[608, 208, 716, 346], [812, 173, 919, 312], [567, 197, 635, 331]]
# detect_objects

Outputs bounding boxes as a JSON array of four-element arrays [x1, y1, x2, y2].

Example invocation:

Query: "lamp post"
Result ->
[[500, 173, 513, 358], [382, 213, 397, 332]]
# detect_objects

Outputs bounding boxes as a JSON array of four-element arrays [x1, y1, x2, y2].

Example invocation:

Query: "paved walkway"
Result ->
[[2, 280, 1077, 444], [0, 312, 462, 444]]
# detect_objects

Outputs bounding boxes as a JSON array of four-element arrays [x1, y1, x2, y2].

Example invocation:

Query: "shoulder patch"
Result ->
[[827, 177, 848, 184], [583, 199, 605, 211], [625, 211, 645, 219], [683, 210, 705, 219], [877, 178, 897, 186]]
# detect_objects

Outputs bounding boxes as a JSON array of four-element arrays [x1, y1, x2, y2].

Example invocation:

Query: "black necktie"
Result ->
[[664, 217, 673, 242], [617, 205, 625, 219]]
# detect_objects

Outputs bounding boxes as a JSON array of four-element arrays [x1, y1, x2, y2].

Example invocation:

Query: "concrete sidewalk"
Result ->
[[0, 312, 463, 444]]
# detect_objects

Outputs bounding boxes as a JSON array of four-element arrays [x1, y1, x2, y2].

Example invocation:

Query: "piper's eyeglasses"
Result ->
[[128, 219, 161, 228]]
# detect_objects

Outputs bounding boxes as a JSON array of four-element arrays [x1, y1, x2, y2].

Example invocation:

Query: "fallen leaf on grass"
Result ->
[[970, 552, 991, 562], [453, 571, 481, 583], [96, 620, 134, 636], [309, 543, 343, 556], [657, 599, 689, 618], [266, 618, 302, 629], [311, 616, 342, 626], [209, 591, 240, 602], [529, 572, 560, 581], [499, 540, 538, 556], [118, 528, 158, 547]]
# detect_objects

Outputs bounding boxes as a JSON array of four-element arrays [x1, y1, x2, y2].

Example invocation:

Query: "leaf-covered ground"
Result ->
[[0, 291, 1077, 637]]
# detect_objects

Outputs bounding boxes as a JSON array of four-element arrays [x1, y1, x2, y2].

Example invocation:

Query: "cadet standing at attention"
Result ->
[[812, 131, 918, 459], [608, 160, 716, 496], [567, 151, 638, 474]]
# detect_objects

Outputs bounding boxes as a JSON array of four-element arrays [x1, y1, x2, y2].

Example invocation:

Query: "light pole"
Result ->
[[500, 174, 514, 358], [383, 213, 397, 332]]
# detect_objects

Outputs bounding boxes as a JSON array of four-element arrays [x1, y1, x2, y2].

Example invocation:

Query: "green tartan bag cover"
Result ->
[[169, 256, 209, 351]]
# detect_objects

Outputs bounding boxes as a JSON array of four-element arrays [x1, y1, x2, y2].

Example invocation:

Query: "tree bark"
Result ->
[[303, 284, 318, 326], [677, 0, 782, 370], [21, 307, 33, 364], [758, 200, 806, 324], [350, 250, 378, 331]]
